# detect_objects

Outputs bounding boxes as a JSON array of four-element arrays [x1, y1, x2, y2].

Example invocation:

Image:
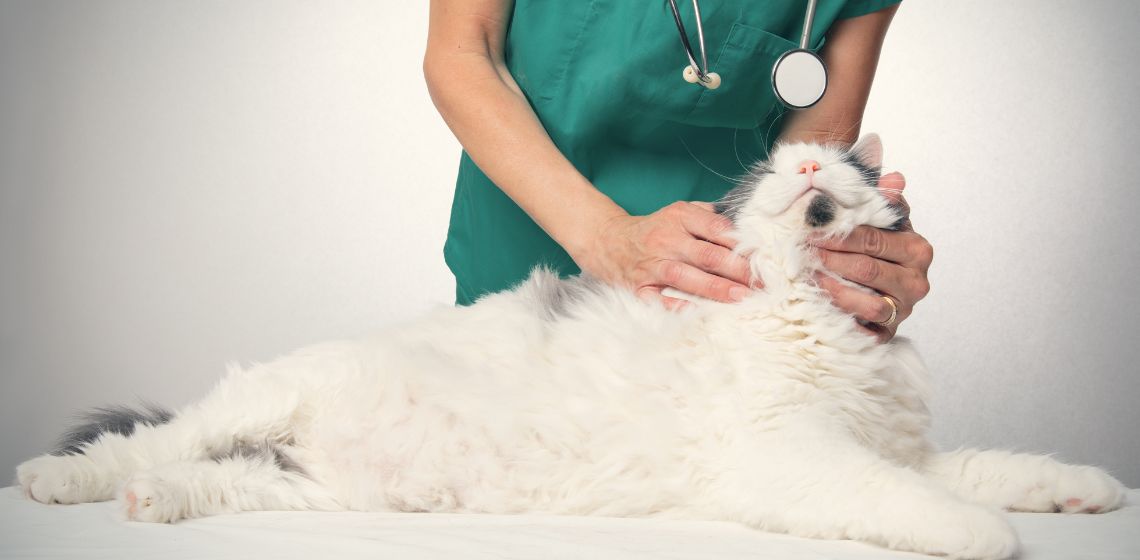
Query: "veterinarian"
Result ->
[[425, 0, 932, 341]]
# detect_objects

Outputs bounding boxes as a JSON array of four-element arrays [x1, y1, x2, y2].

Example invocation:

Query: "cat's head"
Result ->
[[716, 134, 902, 242]]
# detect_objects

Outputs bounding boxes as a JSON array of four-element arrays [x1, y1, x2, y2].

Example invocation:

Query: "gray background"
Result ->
[[1, 1, 1138, 487]]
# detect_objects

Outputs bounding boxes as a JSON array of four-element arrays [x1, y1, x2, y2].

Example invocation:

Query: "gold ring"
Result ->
[[874, 296, 898, 328]]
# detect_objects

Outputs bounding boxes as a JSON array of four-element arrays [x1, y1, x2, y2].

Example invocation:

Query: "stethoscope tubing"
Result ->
[[669, 0, 824, 107], [666, 0, 711, 82], [799, 0, 818, 49]]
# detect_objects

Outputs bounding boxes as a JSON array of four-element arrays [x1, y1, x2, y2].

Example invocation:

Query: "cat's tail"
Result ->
[[53, 403, 174, 456]]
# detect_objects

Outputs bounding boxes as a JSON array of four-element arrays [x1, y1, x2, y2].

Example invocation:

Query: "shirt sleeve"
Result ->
[[836, 0, 902, 20]]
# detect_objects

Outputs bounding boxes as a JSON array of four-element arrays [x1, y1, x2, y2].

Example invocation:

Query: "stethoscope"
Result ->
[[667, 0, 828, 110]]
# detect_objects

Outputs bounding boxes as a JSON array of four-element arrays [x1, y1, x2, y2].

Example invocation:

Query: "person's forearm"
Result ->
[[423, 5, 625, 262]]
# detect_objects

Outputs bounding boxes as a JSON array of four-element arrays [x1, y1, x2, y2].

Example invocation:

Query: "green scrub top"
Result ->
[[445, 0, 901, 305]]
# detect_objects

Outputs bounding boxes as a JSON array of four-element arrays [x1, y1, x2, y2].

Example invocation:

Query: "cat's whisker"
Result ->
[[676, 135, 752, 185], [732, 128, 758, 177], [759, 109, 788, 160]]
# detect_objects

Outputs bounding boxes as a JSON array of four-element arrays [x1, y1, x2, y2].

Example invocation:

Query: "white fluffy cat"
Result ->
[[16, 135, 1125, 559]]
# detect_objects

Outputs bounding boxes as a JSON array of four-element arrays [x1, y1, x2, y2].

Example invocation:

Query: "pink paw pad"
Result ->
[[125, 490, 138, 517], [1064, 498, 1082, 508]]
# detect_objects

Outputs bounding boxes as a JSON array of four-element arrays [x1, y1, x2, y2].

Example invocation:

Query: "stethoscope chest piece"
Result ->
[[772, 49, 827, 109]]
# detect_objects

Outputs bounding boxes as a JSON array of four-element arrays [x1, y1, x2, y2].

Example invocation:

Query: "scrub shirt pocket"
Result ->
[[683, 23, 808, 129]]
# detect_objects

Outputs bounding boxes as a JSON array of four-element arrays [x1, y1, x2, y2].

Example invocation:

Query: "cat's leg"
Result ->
[[120, 446, 340, 523], [924, 448, 1126, 514], [18, 363, 310, 505], [714, 429, 1020, 560]]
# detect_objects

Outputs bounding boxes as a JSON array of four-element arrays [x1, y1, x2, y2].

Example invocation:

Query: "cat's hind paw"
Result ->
[[16, 454, 115, 505], [121, 475, 187, 523], [1050, 465, 1125, 514], [1009, 463, 1126, 514]]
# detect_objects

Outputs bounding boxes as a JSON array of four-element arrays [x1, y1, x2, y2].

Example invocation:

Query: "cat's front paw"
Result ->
[[16, 454, 115, 504], [1006, 462, 1126, 514], [905, 503, 1020, 560], [121, 474, 189, 523]]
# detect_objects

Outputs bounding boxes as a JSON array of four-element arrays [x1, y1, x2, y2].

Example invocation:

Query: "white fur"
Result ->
[[16, 136, 1125, 559]]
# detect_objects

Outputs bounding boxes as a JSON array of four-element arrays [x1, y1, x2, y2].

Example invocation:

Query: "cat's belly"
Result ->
[[295, 392, 700, 514], [274, 281, 933, 514]]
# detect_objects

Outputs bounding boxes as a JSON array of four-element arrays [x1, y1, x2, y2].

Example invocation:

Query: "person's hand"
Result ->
[[809, 172, 933, 342], [582, 201, 758, 308]]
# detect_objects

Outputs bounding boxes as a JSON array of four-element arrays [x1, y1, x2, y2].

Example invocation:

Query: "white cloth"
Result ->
[[1, 487, 1137, 560]]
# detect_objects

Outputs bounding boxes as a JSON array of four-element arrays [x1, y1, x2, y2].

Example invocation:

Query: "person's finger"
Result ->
[[816, 249, 929, 306], [816, 274, 909, 326], [877, 172, 914, 231], [656, 260, 749, 303], [636, 285, 689, 310], [677, 239, 752, 287], [816, 275, 897, 343], [811, 227, 932, 270], [676, 202, 738, 250], [877, 171, 906, 204], [676, 202, 762, 287], [892, 197, 914, 232]]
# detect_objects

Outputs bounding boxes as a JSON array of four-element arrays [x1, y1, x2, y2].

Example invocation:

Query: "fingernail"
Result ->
[[729, 286, 750, 301], [812, 272, 836, 287]]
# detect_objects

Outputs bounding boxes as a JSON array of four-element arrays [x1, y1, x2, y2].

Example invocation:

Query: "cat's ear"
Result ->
[[850, 133, 883, 170]]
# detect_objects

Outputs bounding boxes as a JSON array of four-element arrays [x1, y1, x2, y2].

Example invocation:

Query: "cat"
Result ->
[[15, 135, 1125, 560]]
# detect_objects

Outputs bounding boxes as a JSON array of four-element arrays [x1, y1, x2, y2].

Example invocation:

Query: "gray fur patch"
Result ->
[[842, 151, 882, 185], [525, 269, 607, 322], [53, 404, 174, 456], [713, 183, 753, 221], [805, 193, 837, 227], [212, 441, 305, 475], [714, 163, 770, 222]]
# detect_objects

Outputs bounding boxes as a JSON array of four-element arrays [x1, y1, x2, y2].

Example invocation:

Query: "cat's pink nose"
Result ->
[[797, 160, 821, 175]]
